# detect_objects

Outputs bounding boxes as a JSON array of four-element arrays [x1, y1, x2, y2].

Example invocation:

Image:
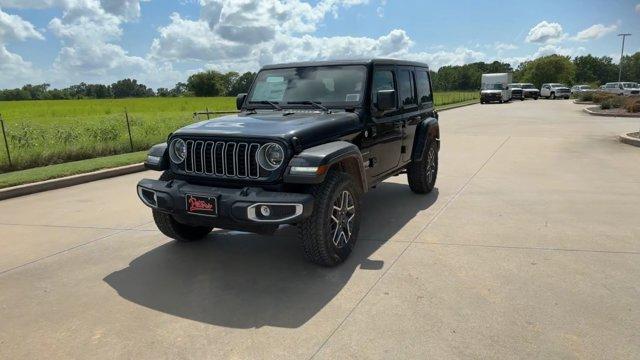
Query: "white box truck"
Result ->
[[480, 73, 512, 104]]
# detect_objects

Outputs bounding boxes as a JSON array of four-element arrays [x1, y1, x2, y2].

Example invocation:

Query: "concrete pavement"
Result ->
[[1, 100, 639, 359]]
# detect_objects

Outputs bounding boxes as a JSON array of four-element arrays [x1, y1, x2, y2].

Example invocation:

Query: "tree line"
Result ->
[[1, 52, 638, 101], [0, 71, 256, 101], [431, 52, 640, 90]]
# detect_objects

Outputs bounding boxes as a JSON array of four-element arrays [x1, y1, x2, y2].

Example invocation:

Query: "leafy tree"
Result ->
[[573, 55, 618, 85], [111, 78, 152, 98], [516, 55, 576, 88], [21, 84, 50, 100], [187, 71, 225, 97], [228, 72, 256, 95], [620, 52, 640, 82], [171, 82, 189, 97]]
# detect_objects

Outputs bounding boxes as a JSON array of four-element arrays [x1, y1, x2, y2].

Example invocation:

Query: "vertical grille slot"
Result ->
[[214, 142, 225, 175], [182, 139, 265, 179], [193, 141, 204, 173], [225, 143, 237, 176], [237, 143, 248, 177], [248, 143, 260, 178], [185, 140, 194, 172]]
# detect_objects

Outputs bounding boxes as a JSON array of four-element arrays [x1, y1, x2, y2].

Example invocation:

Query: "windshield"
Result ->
[[482, 83, 504, 90], [579, 85, 591, 89], [623, 82, 639, 88], [550, 84, 566, 88], [248, 65, 366, 107], [522, 84, 535, 89]]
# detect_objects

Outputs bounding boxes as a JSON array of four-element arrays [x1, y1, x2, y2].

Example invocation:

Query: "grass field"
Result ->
[[0, 92, 477, 174]]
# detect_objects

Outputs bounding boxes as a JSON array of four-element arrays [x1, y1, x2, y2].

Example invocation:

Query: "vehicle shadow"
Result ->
[[104, 181, 439, 329]]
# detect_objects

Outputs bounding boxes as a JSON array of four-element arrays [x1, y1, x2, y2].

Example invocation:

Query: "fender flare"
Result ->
[[411, 118, 440, 162], [144, 143, 170, 171], [284, 141, 368, 192]]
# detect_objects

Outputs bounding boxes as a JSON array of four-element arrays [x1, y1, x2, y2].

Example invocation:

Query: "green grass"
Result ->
[[434, 91, 479, 107], [0, 151, 147, 189], [0, 92, 478, 177], [0, 97, 236, 173]]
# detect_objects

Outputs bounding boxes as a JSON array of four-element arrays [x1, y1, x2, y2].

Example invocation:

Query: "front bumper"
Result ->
[[481, 93, 502, 102], [137, 179, 314, 229], [523, 91, 539, 98]]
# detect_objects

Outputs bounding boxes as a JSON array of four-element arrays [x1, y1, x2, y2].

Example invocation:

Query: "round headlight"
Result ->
[[169, 138, 187, 164], [257, 143, 285, 171]]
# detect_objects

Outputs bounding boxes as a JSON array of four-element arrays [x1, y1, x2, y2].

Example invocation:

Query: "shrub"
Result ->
[[578, 92, 594, 102], [625, 97, 640, 113], [592, 92, 614, 104], [600, 96, 626, 110]]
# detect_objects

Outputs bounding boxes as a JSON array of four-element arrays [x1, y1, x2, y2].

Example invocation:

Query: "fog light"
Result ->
[[260, 205, 271, 217]]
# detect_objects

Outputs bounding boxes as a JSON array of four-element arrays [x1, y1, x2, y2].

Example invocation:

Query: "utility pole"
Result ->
[[617, 33, 631, 83]]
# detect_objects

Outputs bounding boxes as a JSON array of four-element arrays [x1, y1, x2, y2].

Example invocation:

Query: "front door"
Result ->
[[366, 67, 403, 178]]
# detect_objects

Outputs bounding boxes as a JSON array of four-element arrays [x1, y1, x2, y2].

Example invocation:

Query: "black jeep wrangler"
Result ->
[[137, 59, 440, 266]]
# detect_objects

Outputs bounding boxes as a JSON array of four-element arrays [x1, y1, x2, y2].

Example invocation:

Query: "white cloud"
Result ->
[[0, 7, 44, 42], [494, 42, 518, 51], [525, 21, 564, 43], [636, 3, 640, 13], [534, 44, 585, 58], [0, 45, 41, 88], [573, 23, 618, 41]]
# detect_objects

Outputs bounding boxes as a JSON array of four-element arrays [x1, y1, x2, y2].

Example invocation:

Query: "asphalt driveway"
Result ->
[[1, 100, 639, 359]]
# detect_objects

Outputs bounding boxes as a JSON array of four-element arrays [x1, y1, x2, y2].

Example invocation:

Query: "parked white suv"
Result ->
[[602, 82, 640, 96], [540, 83, 571, 99]]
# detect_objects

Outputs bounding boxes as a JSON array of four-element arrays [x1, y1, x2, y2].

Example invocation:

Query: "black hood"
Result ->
[[173, 110, 362, 148]]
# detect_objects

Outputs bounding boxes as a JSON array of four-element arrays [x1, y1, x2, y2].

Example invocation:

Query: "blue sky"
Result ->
[[0, 0, 638, 89]]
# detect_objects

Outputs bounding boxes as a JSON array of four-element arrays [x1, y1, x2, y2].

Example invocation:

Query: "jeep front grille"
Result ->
[[184, 140, 261, 178]]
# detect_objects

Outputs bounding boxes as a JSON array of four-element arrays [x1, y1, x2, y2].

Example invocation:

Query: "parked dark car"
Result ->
[[137, 59, 440, 266]]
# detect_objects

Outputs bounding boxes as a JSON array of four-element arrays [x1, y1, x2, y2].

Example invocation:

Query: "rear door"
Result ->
[[406, 68, 435, 162], [398, 66, 422, 163]]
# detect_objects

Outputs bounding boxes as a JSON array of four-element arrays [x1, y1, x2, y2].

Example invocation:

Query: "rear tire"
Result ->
[[299, 172, 361, 267], [152, 170, 213, 242], [407, 140, 438, 194]]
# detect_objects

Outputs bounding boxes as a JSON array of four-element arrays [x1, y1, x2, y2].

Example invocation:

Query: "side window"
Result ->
[[372, 70, 395, 109], [415, 70, 432, 104], [398, 70, 416, 107]]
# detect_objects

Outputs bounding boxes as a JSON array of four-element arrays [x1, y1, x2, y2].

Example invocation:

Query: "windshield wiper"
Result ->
[[248, 100, 282, 110], [287, 101, 330, 112]]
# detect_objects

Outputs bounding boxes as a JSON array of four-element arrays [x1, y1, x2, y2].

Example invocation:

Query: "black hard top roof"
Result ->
[[261, 58, 430, 70]]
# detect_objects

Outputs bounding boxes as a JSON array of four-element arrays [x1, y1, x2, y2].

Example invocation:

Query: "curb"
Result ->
[[0, 101, 480, 201], [0, 163, 145, 201], [619, 133, 640, 147], [437, 100, 479, 112], [583, 107, 640, 118]]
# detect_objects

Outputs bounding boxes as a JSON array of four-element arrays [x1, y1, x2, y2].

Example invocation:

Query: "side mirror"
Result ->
[[236, 93, 247, 110], [619, 85, 624, 90], [376, 90, 396, 111]]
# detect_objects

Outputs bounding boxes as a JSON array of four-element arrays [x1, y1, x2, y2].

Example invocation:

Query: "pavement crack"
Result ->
[[308, 136, 511, 359], [0, 221, 154, 276]]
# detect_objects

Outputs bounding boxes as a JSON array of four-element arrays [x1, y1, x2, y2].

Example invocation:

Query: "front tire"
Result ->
[[407, 140, 438, 194], [152, 170, 213, 242], [551, 92, 556, 100], [299, 172, 361, 267]]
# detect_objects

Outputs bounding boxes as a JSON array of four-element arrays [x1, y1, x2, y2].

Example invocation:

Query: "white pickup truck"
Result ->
[[602, 82, 640, 96], [540, 83, 571, 99]]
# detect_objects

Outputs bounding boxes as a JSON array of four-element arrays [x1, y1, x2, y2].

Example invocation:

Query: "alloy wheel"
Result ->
[[426, 146, 436, 185], [330, 190, 356, 248]]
